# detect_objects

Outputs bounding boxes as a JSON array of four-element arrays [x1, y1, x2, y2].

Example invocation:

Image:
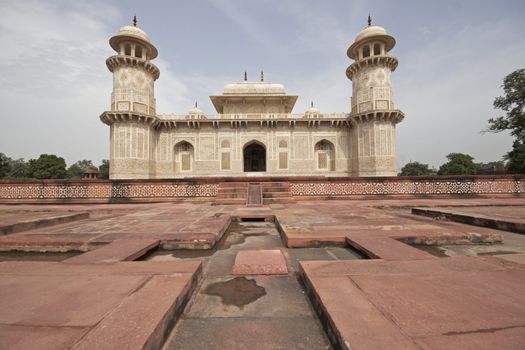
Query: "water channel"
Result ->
[[142, 220, 363, 350]]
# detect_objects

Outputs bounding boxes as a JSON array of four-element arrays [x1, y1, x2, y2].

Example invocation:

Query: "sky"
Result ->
[[0, 0, 524, 169]]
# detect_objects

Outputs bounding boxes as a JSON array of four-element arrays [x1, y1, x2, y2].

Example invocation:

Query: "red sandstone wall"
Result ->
[[0, 175, 522, 203]]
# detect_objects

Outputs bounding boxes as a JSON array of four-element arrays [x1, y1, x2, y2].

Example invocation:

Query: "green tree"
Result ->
[[505, 141, 525, 173], [28, 154, 66, 179], [0, 153, 11, 179], [476, 161, 506, 175], [399, 161, 434, 176], [98, 159, 109, 179], [487, 68, 525, 173], [6, 159, 30, 179], [438, 153, 479, 175], [66, 160, 93, 179]]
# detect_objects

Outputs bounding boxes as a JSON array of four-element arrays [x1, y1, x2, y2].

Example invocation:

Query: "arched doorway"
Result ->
[[243, 142, 266, 172], [314, 139, 335, 171], [174, 141, 194, 173]]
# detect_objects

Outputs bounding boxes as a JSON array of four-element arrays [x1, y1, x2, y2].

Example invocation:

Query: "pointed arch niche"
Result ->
[[314, 139, 335, 171], [174, 141, 194, 173], [243, 140, 266, 172]]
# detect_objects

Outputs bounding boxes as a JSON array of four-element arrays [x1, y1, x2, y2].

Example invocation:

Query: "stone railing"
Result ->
[[0, 179, 219, 203], [289, 175, 524, 197], [0, 175, 522, 203]]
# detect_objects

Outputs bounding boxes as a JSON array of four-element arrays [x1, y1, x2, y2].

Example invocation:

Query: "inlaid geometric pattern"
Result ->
[[290, 179, 523, 196], [0, 182, 218, 199], [0, 178, 521, 201]]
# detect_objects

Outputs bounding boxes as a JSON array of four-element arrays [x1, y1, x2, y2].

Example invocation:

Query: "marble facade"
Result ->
[[100, 19, 404, 179]]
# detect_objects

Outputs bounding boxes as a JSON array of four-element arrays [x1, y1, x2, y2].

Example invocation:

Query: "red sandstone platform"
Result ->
[[300, 257, 525, 350], [272, 200, 508, 248], [412, 206, 525, 234], [64, 239, 159, 264], [0, 203, 233, 252], [232, 249, 288, 275], [0, 211, 89, 235], [0, 260, 202, 350]]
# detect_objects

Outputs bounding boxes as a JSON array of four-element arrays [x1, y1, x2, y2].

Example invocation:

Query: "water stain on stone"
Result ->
[[412, 245, 449, 257], [477, 250, 518, 256], [204, 277, 266, 307]]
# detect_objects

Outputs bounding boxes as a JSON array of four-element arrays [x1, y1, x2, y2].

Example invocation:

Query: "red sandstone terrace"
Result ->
[[0, 196, 524, 349]]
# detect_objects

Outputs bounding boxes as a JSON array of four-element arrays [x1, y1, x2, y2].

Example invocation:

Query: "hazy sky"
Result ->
[[1, 0, 524, 168]]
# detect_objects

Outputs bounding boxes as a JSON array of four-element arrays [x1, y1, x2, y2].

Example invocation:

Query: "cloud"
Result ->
[[395, 18, 523, 167], [206, 0, 275, 49], [0, 1, 191, 166]]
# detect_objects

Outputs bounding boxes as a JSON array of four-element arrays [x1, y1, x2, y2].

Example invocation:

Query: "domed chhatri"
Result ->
[[99, 16, 404, 179], [109, 16, 158, 59], [304, 101, 321, 119], [347, 25, 395, 60], [187, 102, 205, 119]]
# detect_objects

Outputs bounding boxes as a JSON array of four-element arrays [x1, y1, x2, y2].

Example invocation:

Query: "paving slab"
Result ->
[[412, 206, 525, 234], [272, 200, 506, 248], [0, 202, 233, 251], [232, 205, 274, 220], [300, 256, 525, 350], [166, 317, 330, 350], [0, 260, 202, 276], [0, 260, 202, 350], [0, 325, 88, 350], [74, 274, 197, 350], [0, 211, 89, 235], [64, 238, 159, 264], [232, 249, 288, 275], [496, 252, 525, 265], [188, 275, 311, 318], [345, 235, 436, 260], [0, 273, 148, 327]]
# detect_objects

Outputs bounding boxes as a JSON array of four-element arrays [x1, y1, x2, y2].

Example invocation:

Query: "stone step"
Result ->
[[217, 183, 248, 188], [212, 198, 247, 205], [261, 187, 290, 192], [263, 198, 296, 204], [262, 192, 292, 198], [261, 182, 290, 186], [247, 183, 263, 206], [217, 188, 248, 194], [216, 193, 247, 199]]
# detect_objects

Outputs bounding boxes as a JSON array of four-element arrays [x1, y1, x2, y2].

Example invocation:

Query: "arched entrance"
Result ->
[[174, 141, 194, 173], [314, 139, 335, 171], [243, 142, 266, 172]]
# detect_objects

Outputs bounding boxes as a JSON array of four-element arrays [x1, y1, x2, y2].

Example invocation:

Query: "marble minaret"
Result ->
[[346, 17, 404, 176], [101, 17, 160, 179]]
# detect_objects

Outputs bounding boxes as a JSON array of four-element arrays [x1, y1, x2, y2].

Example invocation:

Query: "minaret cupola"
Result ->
[[109, 16, 158, 60], [104, 16, 160, 116]]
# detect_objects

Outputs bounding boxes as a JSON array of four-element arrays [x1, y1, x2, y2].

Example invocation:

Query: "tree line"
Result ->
[[0, 154, 109, 180], [399, 155, 506, 176], [401, 68, 525, 176]]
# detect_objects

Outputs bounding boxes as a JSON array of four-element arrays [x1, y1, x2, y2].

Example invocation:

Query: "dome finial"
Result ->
[[311, 101, 314, 107], [260, 70, 264, 82], [133, 15, 137, 27], [244, 71, 248, 81], [195, 101, 198, 108], [368, 14, 371, 26]]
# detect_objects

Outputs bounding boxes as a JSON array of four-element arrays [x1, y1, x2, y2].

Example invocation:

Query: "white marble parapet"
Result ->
[[156, 113, 350, 121]]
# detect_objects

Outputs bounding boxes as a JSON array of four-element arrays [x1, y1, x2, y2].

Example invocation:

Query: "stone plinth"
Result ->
[[232, 249, 288, 275]]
